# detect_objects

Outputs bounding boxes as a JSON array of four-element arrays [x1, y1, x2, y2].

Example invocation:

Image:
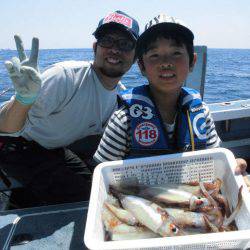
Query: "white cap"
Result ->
[[137, 13, 194, 49]]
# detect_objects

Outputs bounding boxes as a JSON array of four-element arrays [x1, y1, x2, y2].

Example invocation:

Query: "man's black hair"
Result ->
[[136, 27, 194, 67]]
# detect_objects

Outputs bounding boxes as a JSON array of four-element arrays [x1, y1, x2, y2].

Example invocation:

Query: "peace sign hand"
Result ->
[[5, 35, 42, 105]]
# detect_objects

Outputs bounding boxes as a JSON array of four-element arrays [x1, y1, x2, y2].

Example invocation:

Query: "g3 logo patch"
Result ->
[[134, 122, 159, 146], [192, 113, 206, 140], [129, 104, 153, 120]]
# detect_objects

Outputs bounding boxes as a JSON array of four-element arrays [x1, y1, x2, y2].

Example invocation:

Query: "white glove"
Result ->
[[5, 35, 42, 105]]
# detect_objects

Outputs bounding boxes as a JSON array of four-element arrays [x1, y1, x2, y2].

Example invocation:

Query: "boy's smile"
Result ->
[[140, 38, 194, 94]]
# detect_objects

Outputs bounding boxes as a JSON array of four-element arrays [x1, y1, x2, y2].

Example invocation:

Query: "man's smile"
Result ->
[[106, 56, 121, 65]]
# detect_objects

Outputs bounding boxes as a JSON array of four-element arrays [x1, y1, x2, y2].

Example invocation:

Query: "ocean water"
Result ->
[[0, 48, 249, 103]]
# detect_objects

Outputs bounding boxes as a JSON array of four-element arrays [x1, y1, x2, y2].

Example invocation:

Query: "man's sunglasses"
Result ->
[[97, 36, 135, 52]]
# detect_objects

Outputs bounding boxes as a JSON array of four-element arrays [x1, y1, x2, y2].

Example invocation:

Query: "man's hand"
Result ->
[[5, 35, 42, 105]]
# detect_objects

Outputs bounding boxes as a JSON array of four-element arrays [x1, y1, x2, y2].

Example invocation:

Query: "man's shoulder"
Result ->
[[42, 61, 92, 76], [52, 60, 92, 70], [41, 61, 93, 84]]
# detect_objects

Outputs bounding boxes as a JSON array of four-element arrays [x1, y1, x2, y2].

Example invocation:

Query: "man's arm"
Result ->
[[0, 99, 31, 133], [0, 35, 41, 133]]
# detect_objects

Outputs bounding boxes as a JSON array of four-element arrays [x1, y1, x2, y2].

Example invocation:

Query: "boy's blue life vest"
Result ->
[[120, 85, 207, 158]]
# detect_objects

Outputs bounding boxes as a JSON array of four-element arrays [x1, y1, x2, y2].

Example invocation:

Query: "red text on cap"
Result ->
[[104, 13, 132, 28]]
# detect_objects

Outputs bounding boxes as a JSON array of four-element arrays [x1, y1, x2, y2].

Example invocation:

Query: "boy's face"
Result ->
[[139, 38, 195, 94]]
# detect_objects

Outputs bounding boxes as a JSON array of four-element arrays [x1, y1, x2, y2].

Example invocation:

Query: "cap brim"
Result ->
[[93, 22, 137, 41], [138, 22, 194, 45]]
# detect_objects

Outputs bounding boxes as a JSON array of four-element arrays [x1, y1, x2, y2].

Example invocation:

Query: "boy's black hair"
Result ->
[[136, 27, 194, 67]]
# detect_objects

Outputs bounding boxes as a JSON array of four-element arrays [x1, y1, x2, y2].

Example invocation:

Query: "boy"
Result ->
[[94, 13, 221, 162]]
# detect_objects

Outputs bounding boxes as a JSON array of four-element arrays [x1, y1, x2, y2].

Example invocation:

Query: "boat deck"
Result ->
[[0, 201, 88, 249]]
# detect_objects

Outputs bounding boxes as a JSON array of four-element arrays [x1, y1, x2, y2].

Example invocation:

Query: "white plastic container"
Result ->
[[84, 148, 250, 250]]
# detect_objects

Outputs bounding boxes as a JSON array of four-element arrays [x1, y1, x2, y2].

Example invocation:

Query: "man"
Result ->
[[0, 10, 139, 207]]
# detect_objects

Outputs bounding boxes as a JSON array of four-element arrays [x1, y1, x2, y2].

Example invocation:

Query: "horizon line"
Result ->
[[1, 47, 250, 51]]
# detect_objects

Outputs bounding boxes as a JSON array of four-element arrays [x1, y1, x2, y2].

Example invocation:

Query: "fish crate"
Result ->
[[84, 148, 250, 250]]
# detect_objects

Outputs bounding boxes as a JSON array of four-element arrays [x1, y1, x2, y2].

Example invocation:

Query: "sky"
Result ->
[[0, 0, 250, 49]]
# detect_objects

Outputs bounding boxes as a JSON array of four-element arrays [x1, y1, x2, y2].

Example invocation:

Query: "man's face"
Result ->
[[93, 30, 135, 78]]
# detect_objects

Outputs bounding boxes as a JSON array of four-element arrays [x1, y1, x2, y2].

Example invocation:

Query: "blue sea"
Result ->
[[0, 48, 249, 103]]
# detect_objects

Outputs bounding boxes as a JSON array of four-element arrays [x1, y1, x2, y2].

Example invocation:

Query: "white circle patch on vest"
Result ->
[[134, 122, 159, 146], [192, 113, 207, 140]]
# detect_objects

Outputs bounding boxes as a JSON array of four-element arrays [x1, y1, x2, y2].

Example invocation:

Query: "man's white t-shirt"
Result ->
[[1, 61, 121, 149]]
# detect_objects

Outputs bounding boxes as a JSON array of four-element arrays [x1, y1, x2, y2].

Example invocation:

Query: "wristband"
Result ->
[[15, 93, 37, 105]]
